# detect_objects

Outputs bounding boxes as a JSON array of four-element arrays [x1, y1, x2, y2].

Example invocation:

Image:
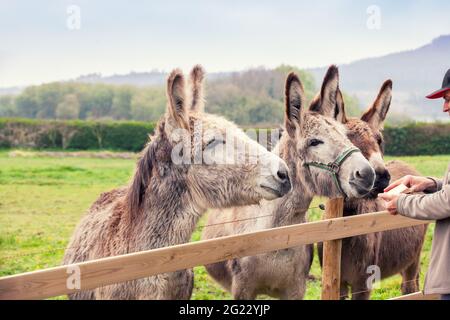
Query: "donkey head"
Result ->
[[311, 65, 392, 198], [285, 71, 375, 199], [151, 66, 291, 211]]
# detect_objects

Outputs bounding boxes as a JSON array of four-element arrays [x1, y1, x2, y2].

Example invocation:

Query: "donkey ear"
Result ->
[[167, 69, 189, 130], [335, 88, 348, 123], [189, 65, 205, 112], [310, 65, 345, 122], [285, 72, 305, 137], [361, 79, 392, 129]]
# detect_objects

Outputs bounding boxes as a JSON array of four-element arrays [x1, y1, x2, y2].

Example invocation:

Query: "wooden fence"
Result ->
[[0, 199, 436, 300]]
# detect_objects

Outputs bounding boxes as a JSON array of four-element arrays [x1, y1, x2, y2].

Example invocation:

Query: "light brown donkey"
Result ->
[[313, 68, 427, 299], [202, 69, 376, 299], [63, 66, 292, 300]]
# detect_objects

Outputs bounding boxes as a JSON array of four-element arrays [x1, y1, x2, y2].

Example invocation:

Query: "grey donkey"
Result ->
[[62, 65, 292, 299], [202, 68, 376, 300]]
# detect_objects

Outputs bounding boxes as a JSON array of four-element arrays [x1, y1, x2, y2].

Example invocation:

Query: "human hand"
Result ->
[[378, 193, 400, 215], [384, 175, 436, 194]]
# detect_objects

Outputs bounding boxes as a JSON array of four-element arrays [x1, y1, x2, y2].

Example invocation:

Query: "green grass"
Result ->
[[0, 150, 448, 300]]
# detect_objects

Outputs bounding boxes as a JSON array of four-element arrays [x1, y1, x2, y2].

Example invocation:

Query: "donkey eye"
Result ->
[[308, 139, 323, 147], [205, 138, 225, 149]]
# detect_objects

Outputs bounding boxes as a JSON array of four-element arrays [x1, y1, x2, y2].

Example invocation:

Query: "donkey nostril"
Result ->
[[354, 166, 375, 183], [384, 171, 391, 182], [277, 170, 287, 181], [375, 170, 391, 189], [277, 168, 289, 182]]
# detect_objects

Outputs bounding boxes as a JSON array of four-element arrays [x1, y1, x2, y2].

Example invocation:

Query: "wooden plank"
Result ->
[[390, 291, 440, 300], [0, 211, 429, 300], [321, 198, 344, 300]]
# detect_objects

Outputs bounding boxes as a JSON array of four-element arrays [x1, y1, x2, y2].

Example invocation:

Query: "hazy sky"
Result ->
[[1, 0, 449, 87]]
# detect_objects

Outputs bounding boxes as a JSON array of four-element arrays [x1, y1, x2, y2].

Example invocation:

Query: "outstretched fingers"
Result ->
[[384, 176, 410, 192]]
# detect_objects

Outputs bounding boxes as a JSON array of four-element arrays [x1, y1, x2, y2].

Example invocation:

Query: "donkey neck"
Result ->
[[125, 123, 204, 252], [132, 176, 203, 252], [269, 138, 313, 228]]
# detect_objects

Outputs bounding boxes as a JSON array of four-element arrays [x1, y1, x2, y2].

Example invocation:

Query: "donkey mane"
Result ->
[[125, 121, 170, 219]]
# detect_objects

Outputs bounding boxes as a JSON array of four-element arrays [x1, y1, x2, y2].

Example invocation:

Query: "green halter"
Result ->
[[303, 147, 361, 198]]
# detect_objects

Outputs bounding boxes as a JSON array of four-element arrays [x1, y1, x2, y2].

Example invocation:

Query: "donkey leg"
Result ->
[[350, 281, 372, 300], [282, 276, 307, 300], [340, 282, 350, 300], [401, 260, 421, 294], [231, 281, 257, 300], [95, 282, 138, 300], [229, 258, 257, 300], [68, 290, 96, 300], [282, 245, 313, 300], [165, 269, 194, 299], [281, 289, 301, 300]]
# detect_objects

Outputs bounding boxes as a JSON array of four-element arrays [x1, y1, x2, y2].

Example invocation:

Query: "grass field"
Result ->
[[0, 150, 448, 300]]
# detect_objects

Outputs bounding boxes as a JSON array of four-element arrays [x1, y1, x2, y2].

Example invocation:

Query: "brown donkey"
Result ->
[[314, 67, 427, 299], [63, 66, 292, 300], [202, 69, 376, 299]]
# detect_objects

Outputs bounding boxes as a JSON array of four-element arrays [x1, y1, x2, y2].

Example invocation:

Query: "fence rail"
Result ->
[[0, 202, 433, 300], [390, 292, 439, 300]]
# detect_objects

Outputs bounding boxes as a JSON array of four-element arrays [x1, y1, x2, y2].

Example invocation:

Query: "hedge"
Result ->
[[0, 118, 449, 155], [383, 122, 450, 156], [0, 118, 155, 152]]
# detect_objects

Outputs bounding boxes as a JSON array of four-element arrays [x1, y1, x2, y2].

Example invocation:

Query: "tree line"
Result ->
[[0, 66, 362, 126]]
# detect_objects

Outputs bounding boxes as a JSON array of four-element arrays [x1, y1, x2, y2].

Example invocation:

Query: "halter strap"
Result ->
[[303, 147, 361, 198]]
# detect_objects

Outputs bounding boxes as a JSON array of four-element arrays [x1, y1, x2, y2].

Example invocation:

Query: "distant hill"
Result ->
[[308, 35, 450, 121], [75, 71, 167, 87], [0, 71, 233, 96], [0, 86, 24, 96], [75, 70, 232, 87]]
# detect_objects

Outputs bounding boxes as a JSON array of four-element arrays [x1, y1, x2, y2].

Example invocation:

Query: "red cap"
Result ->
[[426, 69, 450, 99], [426, 87, 450, 99]]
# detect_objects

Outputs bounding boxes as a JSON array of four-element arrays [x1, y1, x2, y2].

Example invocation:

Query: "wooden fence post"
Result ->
[[321, 197, 344, 300]]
